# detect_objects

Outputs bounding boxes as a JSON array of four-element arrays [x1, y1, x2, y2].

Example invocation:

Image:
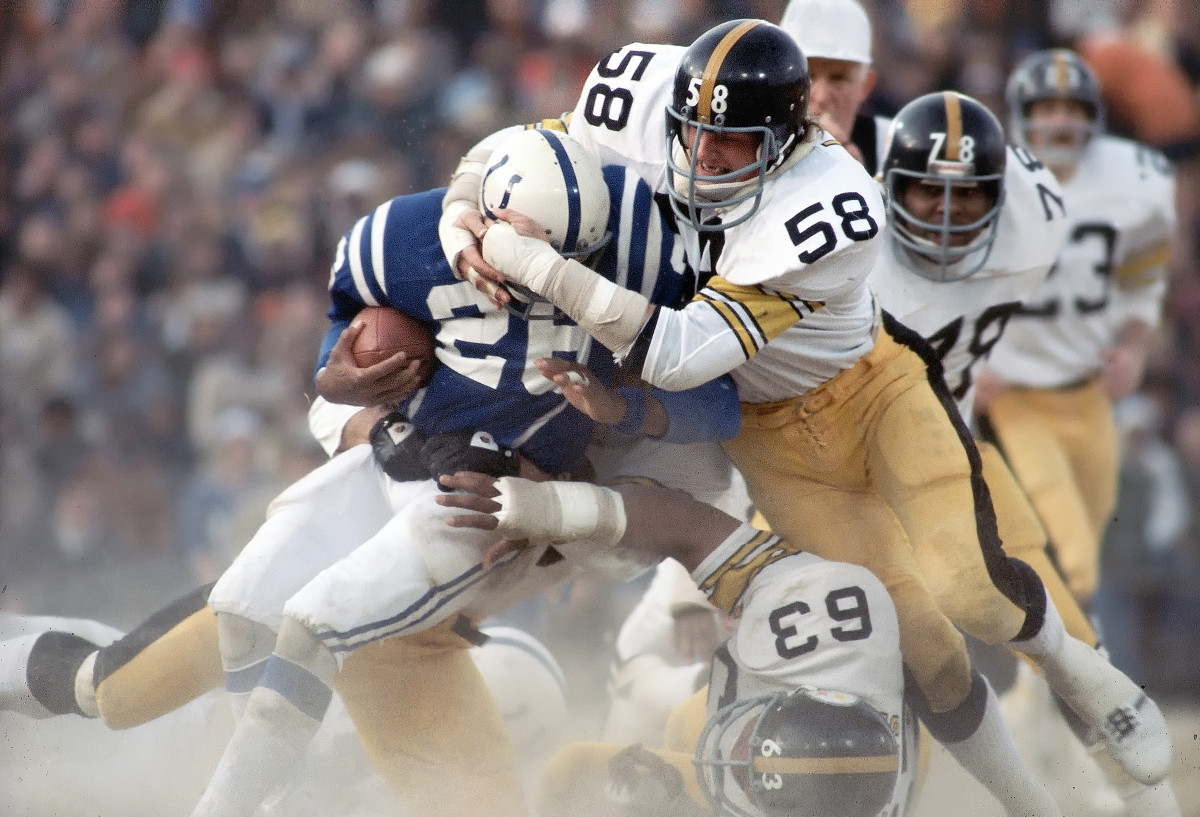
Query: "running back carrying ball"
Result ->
[[351, 306, 436, 383]]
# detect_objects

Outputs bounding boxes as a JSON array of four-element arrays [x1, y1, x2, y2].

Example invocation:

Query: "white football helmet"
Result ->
[[471, 625, 568, 772], [479, 128, 612, 319], [480, 128, 611, 262]]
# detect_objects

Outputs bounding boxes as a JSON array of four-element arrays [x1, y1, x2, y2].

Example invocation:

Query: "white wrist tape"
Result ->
[[483, 223, 653, 355], [492, 477, 627, 546], [438, 199, 479, 275]]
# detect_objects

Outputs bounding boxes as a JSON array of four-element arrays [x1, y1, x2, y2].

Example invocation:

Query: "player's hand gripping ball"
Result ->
[[351, 306, 436, 384]]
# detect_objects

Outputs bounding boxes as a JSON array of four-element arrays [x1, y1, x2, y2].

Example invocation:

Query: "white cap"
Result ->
[[780, 0, 873, 65]]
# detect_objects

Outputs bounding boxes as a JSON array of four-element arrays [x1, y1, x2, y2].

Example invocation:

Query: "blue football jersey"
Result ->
[[317, 166, 685, 475]]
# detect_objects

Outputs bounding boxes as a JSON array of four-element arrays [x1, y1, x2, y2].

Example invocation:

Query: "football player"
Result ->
[[875, 88, 1182, 817], [596, 0, 887, 756], [0, 611, 567, 817], [437, 470, 917, 817], [188, 128, 749, 817], [447, 19, 1172, 816], [977, 48, 1176, 612], [0, 129, 738, 817], [974, 47, 1180, 817], [779, 0, 888, 172]]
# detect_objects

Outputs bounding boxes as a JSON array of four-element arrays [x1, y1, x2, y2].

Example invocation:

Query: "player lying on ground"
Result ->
[[438, 470, 918, 817]]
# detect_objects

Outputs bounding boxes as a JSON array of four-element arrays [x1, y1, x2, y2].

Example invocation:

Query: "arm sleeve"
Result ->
[[650, 374, 740, 443]]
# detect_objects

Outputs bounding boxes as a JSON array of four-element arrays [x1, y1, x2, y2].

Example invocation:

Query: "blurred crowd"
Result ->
[[0, 0, 1198, 691]]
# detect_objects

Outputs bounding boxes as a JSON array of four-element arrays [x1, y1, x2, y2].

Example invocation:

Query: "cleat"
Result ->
[[1044, 647, 1172, 785]]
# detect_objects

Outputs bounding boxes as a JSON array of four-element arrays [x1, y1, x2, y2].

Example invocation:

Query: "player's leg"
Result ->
[[980, 441, 1182, 812], [865, 329, 1170, 786], [0, 584, 222, 729], [191, 611, 337, 817], [725, 409, 1061, 816], [335, 619, 526, 817], [207, 445, 400, 714], [193, 486, 523, 817], [978, 441, 1095, 646], [984, 382, 1115, 605]]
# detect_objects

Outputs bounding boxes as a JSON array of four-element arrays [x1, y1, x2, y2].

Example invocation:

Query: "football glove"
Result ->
[[369, 411, 430, 482]]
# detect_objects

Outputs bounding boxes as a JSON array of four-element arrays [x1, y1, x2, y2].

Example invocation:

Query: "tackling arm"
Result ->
[[437, 473, 744, 573]]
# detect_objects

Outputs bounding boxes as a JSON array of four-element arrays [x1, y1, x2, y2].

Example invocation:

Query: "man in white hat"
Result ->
[[780, 0, 888, 172]]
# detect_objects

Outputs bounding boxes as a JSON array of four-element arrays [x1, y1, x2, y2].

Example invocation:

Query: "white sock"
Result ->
[[73, 651, 100, 718], [190, 684, 324, 817], [940, 678, 1063, 817], [1121, 779, 1182, 817]]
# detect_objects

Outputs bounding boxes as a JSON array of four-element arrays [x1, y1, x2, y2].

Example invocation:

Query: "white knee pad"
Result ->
[[216, 614, 278, 674]]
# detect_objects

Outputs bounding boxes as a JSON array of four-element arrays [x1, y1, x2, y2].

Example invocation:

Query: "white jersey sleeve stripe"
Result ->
[[346, 215, 380, 307], [370, 199, 393, 298], [328, 235, 347, 289]]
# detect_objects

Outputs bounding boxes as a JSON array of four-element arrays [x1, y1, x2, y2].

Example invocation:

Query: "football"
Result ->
[[351, 306, 436, 382]]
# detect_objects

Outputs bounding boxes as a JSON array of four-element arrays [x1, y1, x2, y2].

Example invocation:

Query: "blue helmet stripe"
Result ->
[[536, 130, 581, 253]]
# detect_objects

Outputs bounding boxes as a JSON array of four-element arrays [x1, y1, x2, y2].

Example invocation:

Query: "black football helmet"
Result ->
[[666, 19, 810, 231], [694, 688, 899, 817], [880, 90, 1007, 281], [1006, 48, 1104, 168]]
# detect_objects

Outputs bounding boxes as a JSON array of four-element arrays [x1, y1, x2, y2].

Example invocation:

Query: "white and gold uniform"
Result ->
[[480, 25, 1171, 813], [567, 40, 1043, 718], [535, 525, 917, 817], [981, 135, 1175, 604], [871, 147, 1093, 645]]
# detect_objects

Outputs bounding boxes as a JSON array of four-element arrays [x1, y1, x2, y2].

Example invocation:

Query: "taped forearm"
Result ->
[[483, 223, 653, 354], [493, 477, 627, 547]]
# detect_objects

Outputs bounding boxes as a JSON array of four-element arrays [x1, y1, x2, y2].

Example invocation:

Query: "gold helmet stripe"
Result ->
[[1054, 50, 1070, 92], [754, 753, 900, 776], [942, 91, 962, 160], [698, 20, 762, 124]]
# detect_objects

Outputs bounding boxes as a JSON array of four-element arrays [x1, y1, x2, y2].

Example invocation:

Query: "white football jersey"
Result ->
[[690, 528, 915, 816], [984, 135, 1175, 387], [568, 43, 885, 402], [871, 145, 1068, 417]]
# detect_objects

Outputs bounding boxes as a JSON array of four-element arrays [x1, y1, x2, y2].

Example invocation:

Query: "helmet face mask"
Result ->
[[694, 688, 899, 817], [665, 19, 810, 232], [880, 91, 1007, 282], [479, 128, 612, 319], [1006, 48, 1103, 171]]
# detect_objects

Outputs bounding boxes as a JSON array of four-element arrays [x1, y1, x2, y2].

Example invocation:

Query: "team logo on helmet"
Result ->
[[479, 128, 612, 318]]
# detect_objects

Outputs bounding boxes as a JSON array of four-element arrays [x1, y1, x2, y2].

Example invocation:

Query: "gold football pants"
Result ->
[[722, 322, 1041, 713], [337, 618, 526, 817], [983, 378, 1116, 605], [978, 441, 1095, 647]]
